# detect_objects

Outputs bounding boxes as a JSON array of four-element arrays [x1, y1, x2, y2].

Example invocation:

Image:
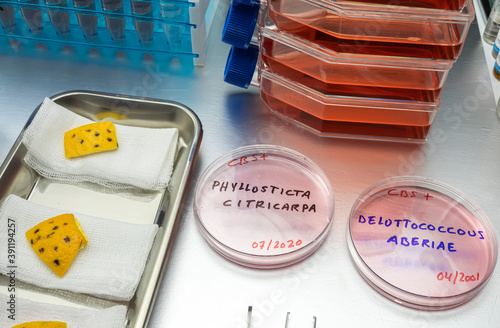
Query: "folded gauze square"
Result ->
[[22, 97, 178, 190], [0, 195, 158, 301], [0, 294, 127, 328]]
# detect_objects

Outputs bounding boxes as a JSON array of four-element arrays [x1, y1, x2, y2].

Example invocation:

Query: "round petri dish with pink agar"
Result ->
[[194, 144, 335, 269], [348, 176, 498, 310]]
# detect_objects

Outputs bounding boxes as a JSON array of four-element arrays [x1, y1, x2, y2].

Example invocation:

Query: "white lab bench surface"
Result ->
[[1, 0, 500, 327]]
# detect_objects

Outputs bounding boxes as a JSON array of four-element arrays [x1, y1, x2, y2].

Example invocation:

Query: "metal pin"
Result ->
[[246, 306, 253, 328], [284, 312, 290, 328], [313, 316, 317, 328]]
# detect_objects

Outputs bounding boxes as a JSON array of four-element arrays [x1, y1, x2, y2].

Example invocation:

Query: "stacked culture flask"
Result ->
[[222, 0, 475, 142]]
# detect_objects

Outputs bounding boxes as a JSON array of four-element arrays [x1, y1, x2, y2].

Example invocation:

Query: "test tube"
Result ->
[[484, 0, 500, 44], [160, 0, 182, 47], [130, 0, 153, 44], [73, 0, 97, 39], [45, 0, 70, 36], [18, 0, 43, 34], [101, 0, 125, 42], [0, 0, 16, 31]]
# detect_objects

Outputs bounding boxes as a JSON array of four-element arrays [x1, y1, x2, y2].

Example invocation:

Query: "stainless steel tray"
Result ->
[[0, 91, 203, 327]]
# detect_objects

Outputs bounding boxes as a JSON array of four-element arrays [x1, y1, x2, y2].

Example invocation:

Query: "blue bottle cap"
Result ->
[[224, 45, 259, 89], [222, 0, 260, 49], [233, 0, 259, 5]]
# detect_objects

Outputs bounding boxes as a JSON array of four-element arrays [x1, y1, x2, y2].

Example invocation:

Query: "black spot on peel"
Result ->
[[54, 259, 60, 266], [39, 248, 44, 253], [54, 246, 58, 251], [53, 226, 58, 230], [34, 229, 39, 233], [30, 239, 33, 244], [64, 236, 70, 243]]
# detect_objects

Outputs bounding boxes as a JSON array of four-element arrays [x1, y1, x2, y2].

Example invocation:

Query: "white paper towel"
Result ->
[[0, 195, 158, 301], [22, 98, 178, 190], [0, 294, 127, 328]]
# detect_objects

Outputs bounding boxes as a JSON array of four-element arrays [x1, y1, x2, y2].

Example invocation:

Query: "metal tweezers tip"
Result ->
[[247, 306, 253, 328]]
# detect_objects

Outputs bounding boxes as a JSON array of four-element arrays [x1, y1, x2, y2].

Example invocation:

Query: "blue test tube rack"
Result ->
[[0, 0, 219, 68]]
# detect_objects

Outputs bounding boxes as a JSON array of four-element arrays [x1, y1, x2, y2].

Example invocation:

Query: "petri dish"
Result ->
[[348, 176, 498, 310], [194, 144, 335, 269]]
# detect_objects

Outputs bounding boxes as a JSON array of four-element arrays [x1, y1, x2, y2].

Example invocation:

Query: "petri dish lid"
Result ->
[[348, 176, 498, 310], [194, 144, 335, 269]]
